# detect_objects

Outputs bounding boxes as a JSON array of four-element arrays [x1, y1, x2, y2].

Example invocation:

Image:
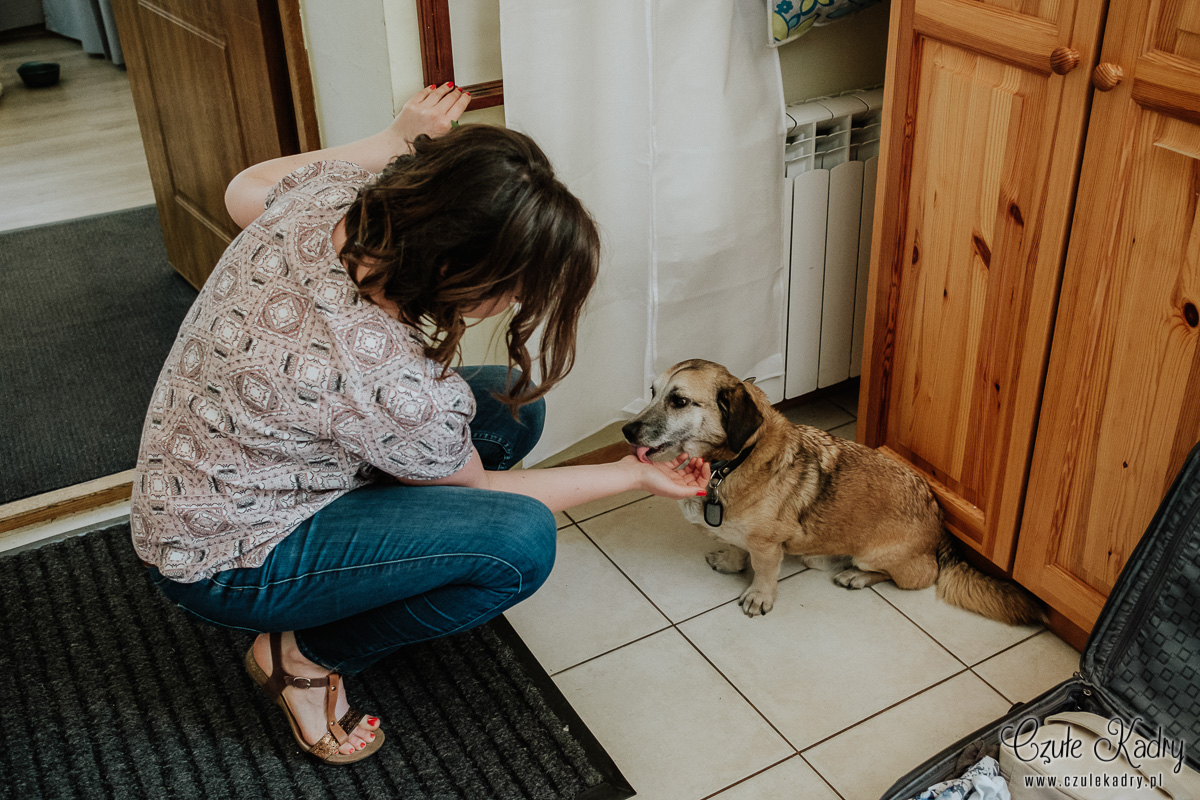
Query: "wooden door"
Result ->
[[111, 0, 306, 288], [860, 0, 1105, 568], [1015, 0, 1200, 631]]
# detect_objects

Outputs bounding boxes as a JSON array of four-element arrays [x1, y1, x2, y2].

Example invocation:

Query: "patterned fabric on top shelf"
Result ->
[[771, 0, 883, 46]]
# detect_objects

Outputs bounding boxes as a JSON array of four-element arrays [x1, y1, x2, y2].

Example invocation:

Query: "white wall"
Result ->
[[298, 0, 396, 147], [778, 1, 891, 102]]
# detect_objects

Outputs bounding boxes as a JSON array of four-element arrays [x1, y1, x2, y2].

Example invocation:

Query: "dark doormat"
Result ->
[[0, 524, 633, 800], [0, 206, 198, 505]]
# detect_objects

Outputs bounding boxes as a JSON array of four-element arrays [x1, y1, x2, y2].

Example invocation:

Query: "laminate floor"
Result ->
[[0, 32, 154, 232]]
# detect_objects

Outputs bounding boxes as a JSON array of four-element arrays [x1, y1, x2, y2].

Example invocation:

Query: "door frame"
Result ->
[[0, 0, 320, 547]]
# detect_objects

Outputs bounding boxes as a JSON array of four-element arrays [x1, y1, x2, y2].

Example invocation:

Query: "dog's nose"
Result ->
[[621, 420, 642, 443]]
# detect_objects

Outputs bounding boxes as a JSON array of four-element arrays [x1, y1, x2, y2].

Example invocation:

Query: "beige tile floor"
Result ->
[[508, 380, 1082, 800], [0, 33, 154, 232]]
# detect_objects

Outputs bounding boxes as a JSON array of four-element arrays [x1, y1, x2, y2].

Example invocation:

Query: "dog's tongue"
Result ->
[[635, 446, 652, 464]]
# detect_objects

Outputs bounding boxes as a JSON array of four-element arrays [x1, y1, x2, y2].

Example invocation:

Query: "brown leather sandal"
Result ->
[[244, 632, 384, 764]]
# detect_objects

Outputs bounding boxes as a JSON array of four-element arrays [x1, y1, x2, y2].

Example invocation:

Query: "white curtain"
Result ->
[[500, 0, 787, 464]]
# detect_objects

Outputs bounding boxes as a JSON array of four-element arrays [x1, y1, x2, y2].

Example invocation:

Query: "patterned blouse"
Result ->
[[131, 160, 476, 583]]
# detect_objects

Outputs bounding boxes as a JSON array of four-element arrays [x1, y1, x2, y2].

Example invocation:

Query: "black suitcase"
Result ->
[[880, 441, 1200, 799]]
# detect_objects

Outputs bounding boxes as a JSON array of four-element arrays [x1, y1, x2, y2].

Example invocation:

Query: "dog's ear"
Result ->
[[716, 381, 763, 453]]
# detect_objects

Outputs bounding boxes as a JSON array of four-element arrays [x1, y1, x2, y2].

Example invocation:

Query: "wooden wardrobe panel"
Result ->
[[1016, 0, 1200, 630], [861, 0, 1104, 567], [112, 0, 301, 289]]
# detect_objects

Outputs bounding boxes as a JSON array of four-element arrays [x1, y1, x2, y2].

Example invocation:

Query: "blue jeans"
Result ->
[[149, 366, 553, 674]]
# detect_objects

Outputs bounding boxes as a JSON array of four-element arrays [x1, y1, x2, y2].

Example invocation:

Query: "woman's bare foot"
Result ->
[[252, 632, 381, 755]]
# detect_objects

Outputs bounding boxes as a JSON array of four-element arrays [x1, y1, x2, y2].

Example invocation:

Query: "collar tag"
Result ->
[[703, 496, 724, 527], [700, 443, 756, 529]]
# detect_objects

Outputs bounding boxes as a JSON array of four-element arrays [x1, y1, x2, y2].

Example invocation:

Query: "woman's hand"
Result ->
[[390, 83, 472, 150], [623, 453, 711, 500], [224, 84, 471, 229]]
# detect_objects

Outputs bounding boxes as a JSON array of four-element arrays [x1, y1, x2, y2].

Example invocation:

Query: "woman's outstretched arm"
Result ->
[[399, 449, 711, 512], [224, 84, 471, 228]]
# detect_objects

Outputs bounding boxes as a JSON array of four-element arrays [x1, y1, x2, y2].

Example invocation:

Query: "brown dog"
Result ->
[[622, 359, 1045, 624]]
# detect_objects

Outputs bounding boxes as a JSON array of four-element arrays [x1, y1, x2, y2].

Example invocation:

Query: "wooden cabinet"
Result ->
[[863, 0, 1200, 632], [861, 0, 1105, 567], [1014, 0, 1200, 630]]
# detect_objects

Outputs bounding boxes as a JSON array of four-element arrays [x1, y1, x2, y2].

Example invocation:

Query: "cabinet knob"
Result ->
[[1050, 46, 1081, 75], [1092, 63, 1124, 91]]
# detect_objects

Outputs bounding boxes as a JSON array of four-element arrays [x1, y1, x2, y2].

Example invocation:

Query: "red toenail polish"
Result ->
[[368, 717, 378, 725], [370, 733, 376, 740]]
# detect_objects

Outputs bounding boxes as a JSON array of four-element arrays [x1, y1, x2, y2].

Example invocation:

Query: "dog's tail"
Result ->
[[935, 535, 1046, 625]]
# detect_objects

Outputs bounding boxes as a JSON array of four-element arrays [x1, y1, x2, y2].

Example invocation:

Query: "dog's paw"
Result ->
[[834, 567, 887, 590], [738, 585, 776, 617], [706, 546, 748, 574]]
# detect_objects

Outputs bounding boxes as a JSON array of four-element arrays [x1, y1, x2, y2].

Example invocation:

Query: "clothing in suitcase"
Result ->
[[882, 441, 1200, 800]]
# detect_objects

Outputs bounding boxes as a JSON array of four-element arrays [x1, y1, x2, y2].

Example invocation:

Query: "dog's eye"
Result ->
[[670, 395, 690, 409]]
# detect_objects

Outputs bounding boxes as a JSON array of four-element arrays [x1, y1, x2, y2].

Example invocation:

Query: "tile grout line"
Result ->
[[695, 754, 799, 800], [562, 493, 653, 526], [670, 566, 811, 627], [865, 586, 1047, 706], [565, 520, 809, 757], [550, 530, 810, 677], [968, 668, 1017, 706], [797, 666, 974, 754], [966, 629, 1052, 705], [970, 628, 1049, 668], [570, 521, 677, 623], [545, 527, 813, 799], [867, 585, 971, 669], [540, 517, 676, 677], [546, 537, 812, 798], [569, 505, 809, 626], [672, 624, 800, 751], [547, 625, 672, 678], [799, 752, 850, 800]]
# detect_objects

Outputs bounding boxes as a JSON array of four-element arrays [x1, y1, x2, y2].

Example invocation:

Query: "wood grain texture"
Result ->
[[914, 0, 1059, 75], [0, 471, 134, 535], [112, 0, 301, 288], [1015, 0, 1200, 631], [276, 0, 321, 152], [862, 0, 1104, 568]]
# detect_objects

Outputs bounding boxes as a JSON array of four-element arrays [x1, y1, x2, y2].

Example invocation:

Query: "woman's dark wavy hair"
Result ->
[[339, 125, 600, 411]]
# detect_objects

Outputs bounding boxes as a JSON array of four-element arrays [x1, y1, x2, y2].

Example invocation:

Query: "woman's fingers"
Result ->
[[448, 88, 472, 118], [433, 85, 467, 116], [424, 82, 456, 106]]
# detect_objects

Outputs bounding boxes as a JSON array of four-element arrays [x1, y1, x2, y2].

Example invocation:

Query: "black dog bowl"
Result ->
[[17, 61, 61, 89]]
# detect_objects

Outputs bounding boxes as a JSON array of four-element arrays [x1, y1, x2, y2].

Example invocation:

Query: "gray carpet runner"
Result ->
[[0, 206, 197, 505], [0, 525, 632, 800]]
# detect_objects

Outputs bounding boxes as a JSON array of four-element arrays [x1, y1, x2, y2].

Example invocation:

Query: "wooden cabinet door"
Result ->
[[111, 0, 301, 288], [1015, 0, 1200, 630], [860, 0, 1105, 568]]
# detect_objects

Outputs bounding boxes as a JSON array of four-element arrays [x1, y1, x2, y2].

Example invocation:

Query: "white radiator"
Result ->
[[782, 88, 883, 398]]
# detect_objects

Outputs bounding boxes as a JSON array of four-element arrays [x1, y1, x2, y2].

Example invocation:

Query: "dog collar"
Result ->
[[703, 443, 756, 528]]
